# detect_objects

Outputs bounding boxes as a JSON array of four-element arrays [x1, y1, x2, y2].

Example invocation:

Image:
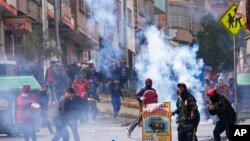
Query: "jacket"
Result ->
[[174, 91, 200, 123], [109, 82, 123, 98], [16, 93, 39, 124], [208, 93, 236, 124]]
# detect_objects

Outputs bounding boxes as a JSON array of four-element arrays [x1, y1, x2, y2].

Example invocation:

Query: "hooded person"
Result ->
[[171, 83, 200, 141], [206, 89, 236, 141], [16, 85, 39, 141], [127, 78, 158, 138], [214, 73, 230, 101]]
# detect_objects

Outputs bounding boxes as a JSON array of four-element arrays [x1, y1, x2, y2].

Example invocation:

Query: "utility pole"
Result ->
[[233, 36, 238, 124], [123, 0, 127, 61], [42, 0, 49, 49], [55, 0, 62, 54], [42, 0, 49, 80]]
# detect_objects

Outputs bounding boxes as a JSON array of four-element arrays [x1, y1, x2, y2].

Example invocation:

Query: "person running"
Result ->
[[51, 88, 75, 141], [109, 78, 124, 119], [127, 78, 158, 138]]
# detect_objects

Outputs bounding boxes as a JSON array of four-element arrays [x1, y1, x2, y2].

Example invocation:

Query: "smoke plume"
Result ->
[[135, 26, 204, 114]]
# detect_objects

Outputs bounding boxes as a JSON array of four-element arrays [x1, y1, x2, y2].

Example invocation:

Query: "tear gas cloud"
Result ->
[[85, 0, 205, 116], [135, 26, 204, 114], [85, 0, 123, 74]]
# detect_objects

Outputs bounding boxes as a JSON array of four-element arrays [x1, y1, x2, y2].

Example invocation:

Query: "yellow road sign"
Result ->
[[219, 3, 245, 36]]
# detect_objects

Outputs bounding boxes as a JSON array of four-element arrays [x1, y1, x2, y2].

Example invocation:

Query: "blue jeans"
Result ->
[[111, 96, 121, 118], [47, 83, 57, 102]]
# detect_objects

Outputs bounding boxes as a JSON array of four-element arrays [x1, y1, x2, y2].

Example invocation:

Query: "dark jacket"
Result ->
[[109, 82, 123, 97], [174, 91, 200, 123], [38, 90, 49, 110], [136, 87, 157, 105], [54, 96, 71, 123], [68, 95, 83, 120], [87, 85, 100, 102], [208, 93, 236, 124]]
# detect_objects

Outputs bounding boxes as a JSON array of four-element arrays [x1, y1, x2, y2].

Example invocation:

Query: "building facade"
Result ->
[[0, 0, 138, 72]]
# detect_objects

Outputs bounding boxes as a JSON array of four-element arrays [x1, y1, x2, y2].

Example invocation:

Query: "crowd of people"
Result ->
[[14, 58, 237, 141], [15, 59, 133, 141]]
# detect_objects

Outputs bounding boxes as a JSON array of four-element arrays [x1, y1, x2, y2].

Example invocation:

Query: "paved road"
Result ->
[[0, 119, 217, 141]]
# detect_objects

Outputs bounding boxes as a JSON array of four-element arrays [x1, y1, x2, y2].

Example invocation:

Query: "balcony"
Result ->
[[47, 0, 74, 31], [16, 0, 40, 21], [69, 0, 99, 49], [0, 0, 17, 16]]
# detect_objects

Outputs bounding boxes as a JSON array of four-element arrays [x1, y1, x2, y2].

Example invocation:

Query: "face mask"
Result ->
[[22, 93, 29, 97]]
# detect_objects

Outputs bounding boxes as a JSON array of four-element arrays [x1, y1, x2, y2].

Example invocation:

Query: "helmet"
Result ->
[[88, 60, 94, 64], [145, 78, 152, 86]]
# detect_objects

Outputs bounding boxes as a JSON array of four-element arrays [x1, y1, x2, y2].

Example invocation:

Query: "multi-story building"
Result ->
[[167, 0, 194, 44], [0, 0, 17, 59], [0, 0, 139, 74]]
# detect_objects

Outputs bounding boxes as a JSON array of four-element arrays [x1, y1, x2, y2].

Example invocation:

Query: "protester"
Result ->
[[45, 61, 58, 103], [214, 73, 231, 101], [207, 89, 236, 141], [86, 79, 100, 123], [119, 60, 130, 88], [38, 84, 54, 134], [72, 75, 89, 123], [171, 83, 200, 141], [16, 85, 40, 141], [127, 78, 158, 137], [67, 92, 82, 141], [109, 78, 124, 119], [51, 88, 75, 141]]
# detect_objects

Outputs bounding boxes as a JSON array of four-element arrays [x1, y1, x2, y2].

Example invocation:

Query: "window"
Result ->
[[79, 0, 85, 12], [127, 8, 133, 26]]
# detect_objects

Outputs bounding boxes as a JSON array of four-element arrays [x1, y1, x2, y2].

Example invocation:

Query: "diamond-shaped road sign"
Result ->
[[219, 3, 245, 36]]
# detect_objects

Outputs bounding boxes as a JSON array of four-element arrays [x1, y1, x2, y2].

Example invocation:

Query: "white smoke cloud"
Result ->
[[135, 26, 205, 114], [85, 0, 205, 118]]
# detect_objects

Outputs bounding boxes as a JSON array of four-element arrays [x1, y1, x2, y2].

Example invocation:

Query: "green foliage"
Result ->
[[196, 14, 234, 71], [17, 24, 61, 61]]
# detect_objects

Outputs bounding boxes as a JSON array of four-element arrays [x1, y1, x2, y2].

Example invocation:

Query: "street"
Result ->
[[0, 117, 232, 141]]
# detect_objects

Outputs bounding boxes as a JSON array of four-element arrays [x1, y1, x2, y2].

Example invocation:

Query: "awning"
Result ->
[[237, 74, 250, 85], [4, 18, 32, 32], [0, 76, 41, 90]]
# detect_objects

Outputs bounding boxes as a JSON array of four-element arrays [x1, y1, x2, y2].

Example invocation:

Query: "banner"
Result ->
[[142, 102, 172, 141]]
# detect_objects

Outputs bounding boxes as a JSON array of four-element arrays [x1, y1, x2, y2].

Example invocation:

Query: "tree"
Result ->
[[196, 14, 233, 71], [17, 24, 61, 62]]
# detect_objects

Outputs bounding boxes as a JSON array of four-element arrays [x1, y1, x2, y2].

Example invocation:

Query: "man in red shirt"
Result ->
[[16, 85, 40, 141]]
